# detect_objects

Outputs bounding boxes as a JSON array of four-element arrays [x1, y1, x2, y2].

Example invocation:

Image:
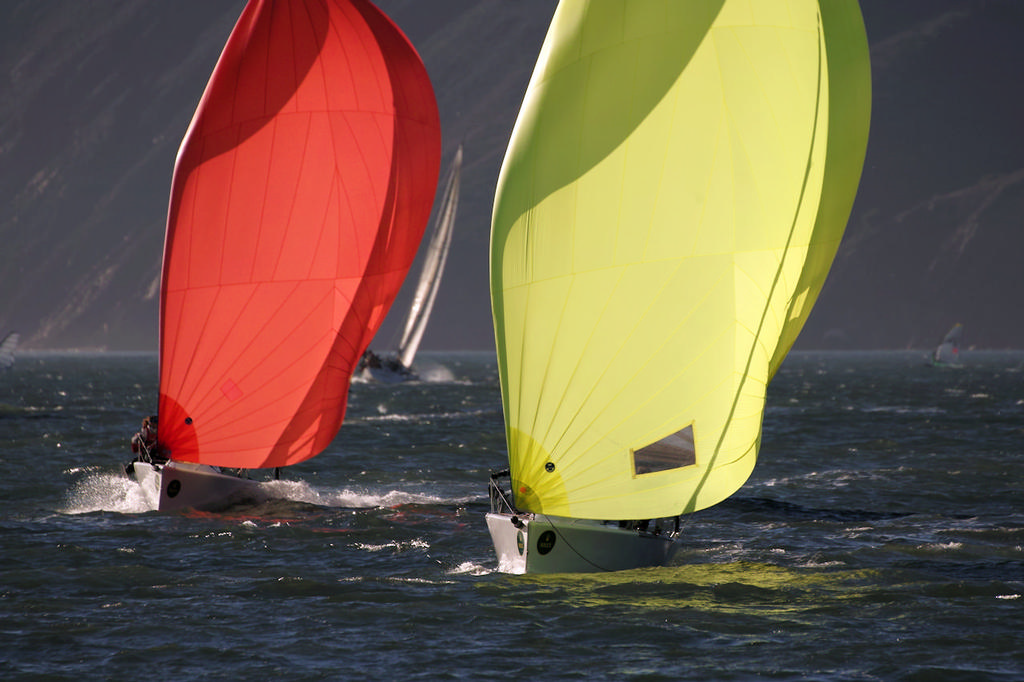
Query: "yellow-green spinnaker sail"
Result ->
[[490, 0, 871, 520]]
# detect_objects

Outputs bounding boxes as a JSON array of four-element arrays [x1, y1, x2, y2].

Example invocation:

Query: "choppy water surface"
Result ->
[[1, 351, 1022, 680]]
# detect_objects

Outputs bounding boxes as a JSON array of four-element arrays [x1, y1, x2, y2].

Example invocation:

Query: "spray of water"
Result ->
[[63, 470, 156, 514]]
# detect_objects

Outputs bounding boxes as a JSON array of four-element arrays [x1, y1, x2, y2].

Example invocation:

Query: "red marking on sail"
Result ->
[[157, 0, 440, 468], [221, 380, 244, 402]]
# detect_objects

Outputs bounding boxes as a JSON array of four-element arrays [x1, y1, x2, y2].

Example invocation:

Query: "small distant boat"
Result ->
[[485, 0, 872, 573], [358, 144, 462, 383], [0, 332, 19, 370], [125, 0, 441, 511], [932, 324, 963, 366]]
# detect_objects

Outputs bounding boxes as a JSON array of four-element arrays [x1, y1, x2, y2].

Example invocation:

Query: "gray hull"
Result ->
[[486, 512, 678, 574]]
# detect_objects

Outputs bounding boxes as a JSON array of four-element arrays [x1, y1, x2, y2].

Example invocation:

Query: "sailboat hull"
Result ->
[[486, 512, 678, 574], [356, 362, 417, 384], [127, 460, 267, 512]]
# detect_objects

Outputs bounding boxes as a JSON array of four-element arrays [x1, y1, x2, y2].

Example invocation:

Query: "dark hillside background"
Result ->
[[1, 0, 1020, 351]]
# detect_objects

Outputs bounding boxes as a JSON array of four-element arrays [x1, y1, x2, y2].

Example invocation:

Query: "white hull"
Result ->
[[128, 460, 267, 512], [486, 512, 679, 574]]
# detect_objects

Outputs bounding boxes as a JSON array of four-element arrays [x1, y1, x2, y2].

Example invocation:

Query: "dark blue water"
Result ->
[[2, 351, 1022, 680]]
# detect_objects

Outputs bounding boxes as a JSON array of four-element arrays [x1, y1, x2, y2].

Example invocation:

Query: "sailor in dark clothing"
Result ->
[[357, 349, 383, 372], [131, 415, 159, 456]]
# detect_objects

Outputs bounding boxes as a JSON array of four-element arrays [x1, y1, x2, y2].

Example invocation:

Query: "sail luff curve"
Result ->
[[0, 331, 18, 369], [397, 144, 463, 368], [157, 0, 441, 468], [490, 0, 870, 520]]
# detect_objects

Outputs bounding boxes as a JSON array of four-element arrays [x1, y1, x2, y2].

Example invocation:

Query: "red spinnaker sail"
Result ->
[[157, 0, 441, 468]]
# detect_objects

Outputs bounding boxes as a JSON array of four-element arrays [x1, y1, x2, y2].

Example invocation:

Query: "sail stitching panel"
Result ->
[[680, 11, 826, 515], [530, 20, 673, 502], [500, 0, 736, 514], [534, 269, 611, 496], [261, 1, 441, 465], [193, 282, 316, 452], [171, 146, 248, 449], [509, 2, 730, 512], [545, 256, 734, 496], [250, 116, 276, 283]]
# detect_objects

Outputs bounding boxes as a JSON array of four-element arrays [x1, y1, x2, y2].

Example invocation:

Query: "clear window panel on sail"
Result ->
[[632, 425, 697, 475]]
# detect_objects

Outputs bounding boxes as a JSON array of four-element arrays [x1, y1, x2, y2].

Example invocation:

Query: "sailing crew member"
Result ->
[[357, 349, 383, 372], [130, 415, 159, 455]]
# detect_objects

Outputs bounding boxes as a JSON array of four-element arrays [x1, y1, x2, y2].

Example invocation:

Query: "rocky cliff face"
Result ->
[[1, 0, 1020, 351], [825, 0, 1024, 350]]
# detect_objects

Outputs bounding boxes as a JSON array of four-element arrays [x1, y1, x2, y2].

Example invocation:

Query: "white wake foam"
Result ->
[[61, 467, 467, 515]]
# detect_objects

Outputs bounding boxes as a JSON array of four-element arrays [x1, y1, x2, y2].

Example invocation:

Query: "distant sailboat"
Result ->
[[486, 0, 872, 573], [357, 144, 463, 383], [126, 0, 441, 512], [932, 323, 963, 365], [0, 332, 19, 370]]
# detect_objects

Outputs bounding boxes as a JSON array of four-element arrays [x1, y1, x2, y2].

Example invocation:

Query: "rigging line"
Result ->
[[543, 518, 616, 573], [541, 516, 678, 573]]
